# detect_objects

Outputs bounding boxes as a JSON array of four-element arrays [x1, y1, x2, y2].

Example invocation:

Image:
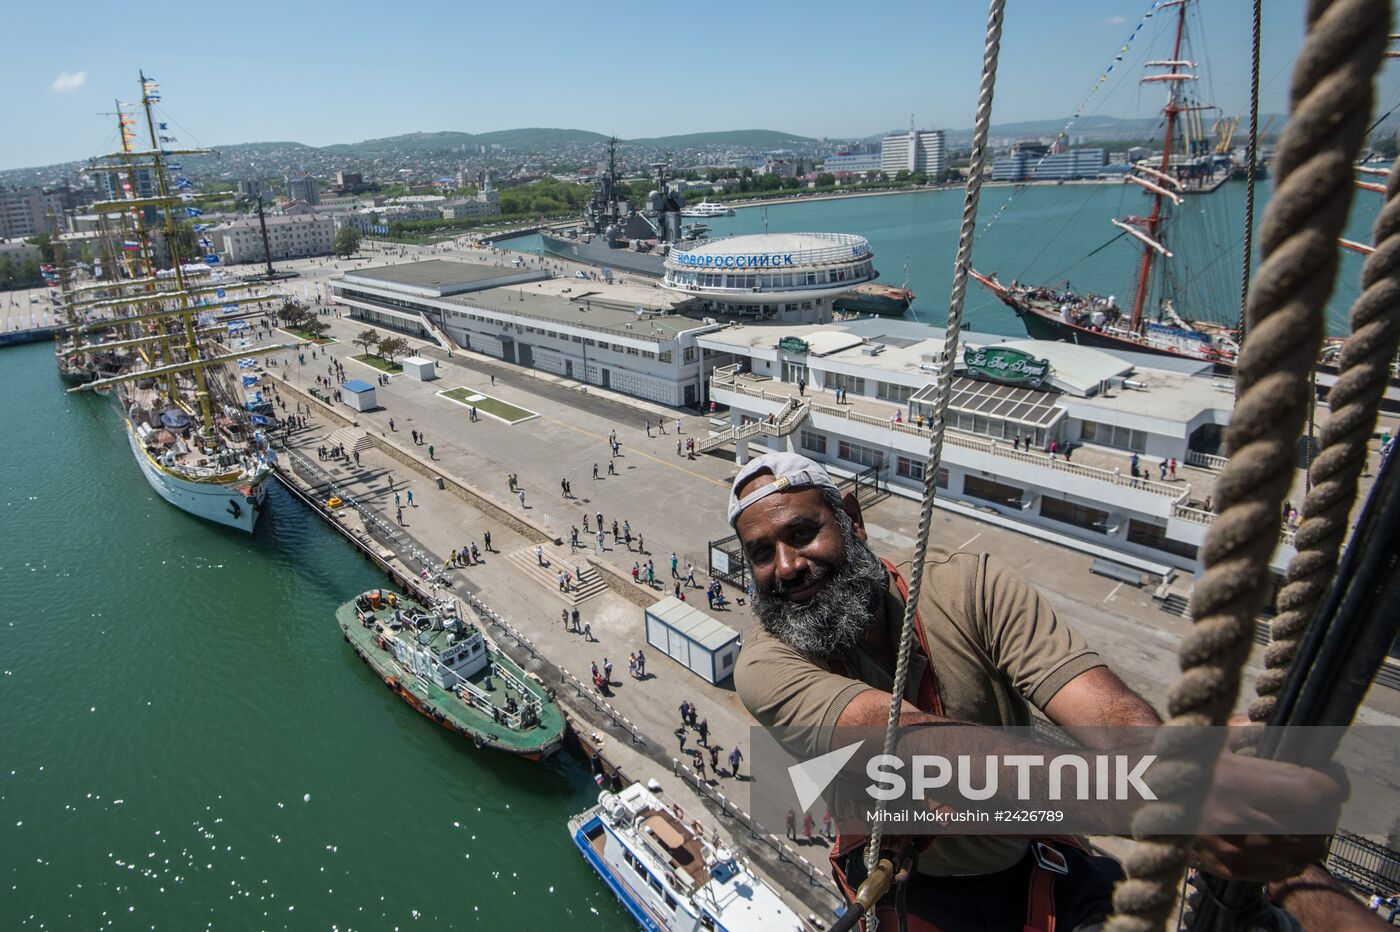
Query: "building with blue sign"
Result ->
[[661, 232, 877, 322]]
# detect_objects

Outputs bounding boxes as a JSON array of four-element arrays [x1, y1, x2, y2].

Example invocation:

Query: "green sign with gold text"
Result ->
[[963, 346, 1051, 388], [778, 336, 809, 355]]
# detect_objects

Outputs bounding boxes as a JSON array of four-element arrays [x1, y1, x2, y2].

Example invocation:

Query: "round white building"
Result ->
[[662, 232, 876, 323]]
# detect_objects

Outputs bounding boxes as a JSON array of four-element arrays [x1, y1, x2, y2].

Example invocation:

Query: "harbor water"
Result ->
[[507, 181, 1376, 338], [0, 342, 625, 929]]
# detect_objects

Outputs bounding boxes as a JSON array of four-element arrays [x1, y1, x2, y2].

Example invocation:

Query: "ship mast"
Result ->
[[1128, 0, 1191, 332], [136, 69, 217, 436]]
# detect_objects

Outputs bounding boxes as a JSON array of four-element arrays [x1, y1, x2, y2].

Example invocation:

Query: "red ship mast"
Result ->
[[1127, 0, 1192, 332]]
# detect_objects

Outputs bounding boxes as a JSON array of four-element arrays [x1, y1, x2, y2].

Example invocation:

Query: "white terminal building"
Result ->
[[332, 244, 1286, 578]]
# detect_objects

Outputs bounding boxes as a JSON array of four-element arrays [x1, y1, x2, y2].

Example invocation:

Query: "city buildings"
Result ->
[[332, 260, 724, 407], [992, 145, 1107, 182], [694, 316, 1282, 575], [212, 213, 334, 263], [284, 173, 319, 206], [880, 129, 946, 177], [822, 152, 882, 174], [0, 187, 68, 238]]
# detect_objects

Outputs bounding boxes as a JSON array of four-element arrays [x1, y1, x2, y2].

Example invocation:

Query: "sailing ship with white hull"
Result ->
[[65, 74, 292, 533]]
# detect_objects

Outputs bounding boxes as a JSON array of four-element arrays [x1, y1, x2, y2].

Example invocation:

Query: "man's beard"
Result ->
[[750, 515, 886, 658]]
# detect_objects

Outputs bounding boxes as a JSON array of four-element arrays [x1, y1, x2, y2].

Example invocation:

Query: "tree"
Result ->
[[815, 173, 836, 188], [354, 328, 381, 356], [278, 299, 311, 328], [334, 226, 361, 258], [376, 335, 410, 363], [303, 318, 331, 339], [24, 233, 55, 264]]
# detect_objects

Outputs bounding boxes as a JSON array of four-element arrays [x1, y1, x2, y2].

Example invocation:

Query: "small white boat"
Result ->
[[569, 781, 809, 931], [681, 201, 735, 218]]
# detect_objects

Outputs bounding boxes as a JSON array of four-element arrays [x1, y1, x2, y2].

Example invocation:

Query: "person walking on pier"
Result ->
[[469, 543, 479, 564], [658, 417, 666, 435], [671, 553, 680, 578], [535, 544, 545, 566], [708, 743, 720, 774], [602, 657, 612, 682], [592, 463, 600, 480], [679, 700, 690, 728], [396, 506, 404, 525], [693, 751, 706, 784], [388, 418, 395, 432], [595, 529, 606, 554], [406, 490, 414, 507], [611, 520, 619, 543], [728, 746, 742, 779], [570, 607, 580, 633], [517, 490, 526, 509], [785, 810, 796, 840], [483, 530, 492, 552], [596, 511, 603, 531], [607, 460, 615, 476], [562, 609, 569, 628], [583, 621, 593, 642], [427, 445, 434, 461], [635, 650, 645, 678], [645, 561, 655, 587], [411, 429, 419, 445]]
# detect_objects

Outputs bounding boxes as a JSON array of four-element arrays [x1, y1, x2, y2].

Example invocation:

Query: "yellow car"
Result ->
[[327, 496, 344, 509]]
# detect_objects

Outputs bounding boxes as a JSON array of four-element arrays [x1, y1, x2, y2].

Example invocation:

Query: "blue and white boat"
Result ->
[[569, 780, 809, 931]]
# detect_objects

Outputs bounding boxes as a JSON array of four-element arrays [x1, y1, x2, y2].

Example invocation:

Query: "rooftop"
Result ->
[[667, 232, 872, 270], [340, 259, 546, 296], [445, 278, 711, 342]]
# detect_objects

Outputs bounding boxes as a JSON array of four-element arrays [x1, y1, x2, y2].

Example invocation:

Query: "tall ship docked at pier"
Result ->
[[570, 780, 807, 931], [539, 141, 914, 317], [970, 0, 1399, 405], [59, 74, 291, 532], [973, 0, 1243, 368]]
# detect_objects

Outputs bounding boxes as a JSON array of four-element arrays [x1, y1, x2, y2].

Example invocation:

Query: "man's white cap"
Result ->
[[728, 452, 840, 528]]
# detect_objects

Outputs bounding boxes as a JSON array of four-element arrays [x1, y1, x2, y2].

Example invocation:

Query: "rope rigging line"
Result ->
[[1104, 1, 1389, 929], [1235, 0, 1263, 352], [861, 0, 1006, 895], [1248, 154, 1400, 725], [977, 0, 1160, 240]]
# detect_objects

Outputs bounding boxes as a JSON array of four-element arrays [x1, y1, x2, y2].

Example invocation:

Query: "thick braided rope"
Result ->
[[862, 0, 1006, 886], [1105, 2, 1388, 929], [1249, 155, 1400, 723]]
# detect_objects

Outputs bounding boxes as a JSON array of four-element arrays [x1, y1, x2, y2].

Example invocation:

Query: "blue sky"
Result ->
[[4, 0, 1397, 171]]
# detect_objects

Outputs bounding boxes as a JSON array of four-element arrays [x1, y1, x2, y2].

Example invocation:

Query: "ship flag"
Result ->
[[215, 288, 226, 298], [238, 359, 256, 369], [122, 240, 141, 251], [158, 122, 168, 130], [241, 375, 259, 387], [204, 254, 221, 265], [186, 207, 203, 217], [251, 415, 270, 425], [166, 161, 182, 171], [192, 224, 209, 233], [198, 237, 213, 249]]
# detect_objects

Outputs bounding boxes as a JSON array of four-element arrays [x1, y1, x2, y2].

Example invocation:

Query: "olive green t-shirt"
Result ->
[[734, 548, 1104, 876]]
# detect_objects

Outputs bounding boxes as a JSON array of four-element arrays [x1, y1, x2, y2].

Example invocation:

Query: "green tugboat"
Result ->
[[337, 589, 567, 761]]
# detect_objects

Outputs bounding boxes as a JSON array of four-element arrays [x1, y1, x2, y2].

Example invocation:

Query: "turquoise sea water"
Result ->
[[506, 181, 1376, 338], [0, 341, 623, 929]]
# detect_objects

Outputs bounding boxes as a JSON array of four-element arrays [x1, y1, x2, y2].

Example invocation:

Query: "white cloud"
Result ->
[[51, 71, 87, 93], [1103, 16, 1127, 25]]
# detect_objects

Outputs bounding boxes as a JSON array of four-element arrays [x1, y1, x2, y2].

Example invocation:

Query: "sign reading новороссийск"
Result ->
[[964, 346, 1052, 388], [674, 252, 796, 269]]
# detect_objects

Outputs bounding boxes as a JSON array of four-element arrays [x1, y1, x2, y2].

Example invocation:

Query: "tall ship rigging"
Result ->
[[973, 0, 1248, 367], [62, 73, 292, 532]]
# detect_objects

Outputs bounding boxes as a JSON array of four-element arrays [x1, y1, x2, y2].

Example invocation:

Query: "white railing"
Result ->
[[714, 376, 1186, 499], [1186, 450, 1229, 471], [1172, 502, 1298, 549]]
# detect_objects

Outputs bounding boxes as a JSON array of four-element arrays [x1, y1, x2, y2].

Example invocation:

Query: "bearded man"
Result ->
[[729, 453, 1362, 932]]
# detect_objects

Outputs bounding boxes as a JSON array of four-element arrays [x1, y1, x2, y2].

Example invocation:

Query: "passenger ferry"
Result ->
[[569, 781, 810, 931], [681, 201, 736, 218]]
